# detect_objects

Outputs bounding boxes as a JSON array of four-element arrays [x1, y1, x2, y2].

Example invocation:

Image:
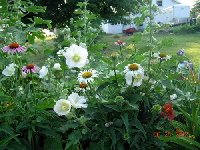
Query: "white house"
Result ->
[[102, 0, 196, 34]]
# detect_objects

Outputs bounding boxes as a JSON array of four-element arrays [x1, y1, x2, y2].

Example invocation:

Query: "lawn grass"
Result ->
[[99, 32, 200, 67]]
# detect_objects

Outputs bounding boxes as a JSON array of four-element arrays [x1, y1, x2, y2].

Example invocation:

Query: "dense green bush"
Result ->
[[172, 24, 200, 33]]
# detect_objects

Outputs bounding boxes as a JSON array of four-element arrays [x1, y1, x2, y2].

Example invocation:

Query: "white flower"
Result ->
[[2, 63, 17, 76], [124, 63, 144, 74], [78, 69, 98, 83], [53, 99, 71, 116], [125, 71, 144, 87], [62, 44, 89, 68], [53, 63, 62, 70], [124, 63, 144, 87], [170, 94, 177, 100], [68, 92, 88, 109], [39, 66, 48, 78], [153, 52, 171, 61]]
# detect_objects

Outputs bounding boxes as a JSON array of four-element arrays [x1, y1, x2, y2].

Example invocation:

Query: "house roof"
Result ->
[[172, 0, 181, 4]]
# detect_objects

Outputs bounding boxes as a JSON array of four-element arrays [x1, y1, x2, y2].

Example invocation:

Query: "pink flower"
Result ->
[[2, 42, 26, 54], [114, 40, 125, 46], [22, 64, 40, 74]]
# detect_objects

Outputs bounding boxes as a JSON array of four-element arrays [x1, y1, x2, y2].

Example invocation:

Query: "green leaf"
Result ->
[[59, 121, 79, 133], [134, 117, 146, 138], [27, 6, 46, 13], [160, 136, 200, 150], [34, 17, 52, 28], [66, 130, 82, 149], [44, 136, 62, 150], [0, 0, 8, 13], [0, 134, 19, 149], [36, 99, 54, 110]]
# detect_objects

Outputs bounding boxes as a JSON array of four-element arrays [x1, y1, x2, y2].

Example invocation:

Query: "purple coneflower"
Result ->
[[114, 40, 125, 46], [2, 42, 26, 54], [22, 64, 40, 74]]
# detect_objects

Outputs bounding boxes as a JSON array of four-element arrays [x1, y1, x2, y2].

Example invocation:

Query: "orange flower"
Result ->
[[153, 131, 160, 138], [160, 102, 175, 121]]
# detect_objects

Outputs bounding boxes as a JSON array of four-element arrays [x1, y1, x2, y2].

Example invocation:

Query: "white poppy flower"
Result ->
[[2, 63, 17, 76], [39, 66, 48, 78], [53, 63, 62, 70], [67, 92, 88, 109], [53, 99, 71, 116], [62, 44, 89, 68], [78, 69, 98, 83]]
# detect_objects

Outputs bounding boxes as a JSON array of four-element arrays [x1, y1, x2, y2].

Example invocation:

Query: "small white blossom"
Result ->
[[2, 63, 17, 76], [170, 94, 177, 100], [54, 99, 71, 116], [53, 63, 62, 70], [68, 92, 88, 109], [39, 66, 48, 78]]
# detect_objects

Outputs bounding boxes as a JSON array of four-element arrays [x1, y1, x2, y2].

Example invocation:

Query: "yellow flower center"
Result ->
[[72, 54, 81, 62], [128, 64, 139, 71], [61, 103, 69, 111], [82, 72, 92, 78], [159, 53, 167, 58]]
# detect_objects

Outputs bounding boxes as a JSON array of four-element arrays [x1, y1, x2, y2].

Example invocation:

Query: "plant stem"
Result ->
[[119, 46, 124, 60], [113, 58, 118, 85], [148, 0, 153, 72]]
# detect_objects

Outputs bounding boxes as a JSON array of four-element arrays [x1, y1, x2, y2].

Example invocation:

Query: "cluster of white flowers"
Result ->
[[54, 92, 88, 116], [124, 63, 144, 87], [2, 63, 17, 76]]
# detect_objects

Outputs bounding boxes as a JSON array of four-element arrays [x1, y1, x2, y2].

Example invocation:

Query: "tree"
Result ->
[[30, 0, 147, 28], [193, 0, 200, 13]]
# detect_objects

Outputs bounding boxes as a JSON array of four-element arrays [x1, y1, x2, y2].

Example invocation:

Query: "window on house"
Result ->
[[157, 0, 162, 6]]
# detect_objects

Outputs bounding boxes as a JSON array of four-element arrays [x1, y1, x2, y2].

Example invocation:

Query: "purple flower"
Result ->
[[2, 42, 26, 54], [22, 64, 40, 74], [114, 40, 125, 46], [177, 49, 185, 56]]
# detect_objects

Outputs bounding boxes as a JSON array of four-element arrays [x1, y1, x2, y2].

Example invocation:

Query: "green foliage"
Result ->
[[30, 0, 148, 27], [172, 24, 200, 34], [0, 1, 200, 150]]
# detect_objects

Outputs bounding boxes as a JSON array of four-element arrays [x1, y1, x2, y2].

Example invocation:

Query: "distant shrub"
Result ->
[[172, 24, 200, 33], [112, 34, 121, 38]]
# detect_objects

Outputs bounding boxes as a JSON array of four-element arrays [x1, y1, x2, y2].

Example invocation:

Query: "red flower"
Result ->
[[160, 102, 175, 121]]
